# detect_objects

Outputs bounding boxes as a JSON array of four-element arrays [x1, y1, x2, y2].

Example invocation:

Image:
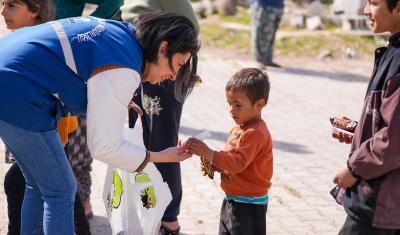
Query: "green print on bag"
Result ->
[[111, 170, 123, 208], [135, 173, 157, 209]]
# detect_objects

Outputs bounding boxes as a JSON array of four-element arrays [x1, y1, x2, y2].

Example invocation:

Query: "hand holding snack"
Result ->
[[200, 160, 218, 179], [185, 128, 215, 179], [330, 116, 356, 144]]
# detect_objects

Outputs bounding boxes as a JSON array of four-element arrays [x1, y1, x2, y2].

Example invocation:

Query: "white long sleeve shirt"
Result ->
[[86, 68, 148, 172]]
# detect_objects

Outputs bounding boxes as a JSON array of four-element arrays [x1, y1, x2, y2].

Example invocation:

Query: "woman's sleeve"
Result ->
[[86, 68, 149, 172]]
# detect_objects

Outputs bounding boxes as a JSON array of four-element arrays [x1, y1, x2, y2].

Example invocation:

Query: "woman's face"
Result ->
[[142, 41, 191, 84], [1, 0, 38, 30]]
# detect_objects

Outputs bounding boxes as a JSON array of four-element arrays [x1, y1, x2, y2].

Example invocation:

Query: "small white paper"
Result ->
[[193, 128, 212, 141]]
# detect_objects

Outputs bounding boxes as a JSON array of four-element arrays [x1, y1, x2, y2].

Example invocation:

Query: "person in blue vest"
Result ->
[[0, 11, 199, 235]]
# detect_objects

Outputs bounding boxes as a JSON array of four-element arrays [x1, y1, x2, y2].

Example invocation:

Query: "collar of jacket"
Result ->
[[389, 30, 400, 46]]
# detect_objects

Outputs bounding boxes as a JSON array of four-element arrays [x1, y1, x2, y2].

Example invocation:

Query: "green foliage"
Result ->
[[215, 7, 251, 25], [198, 4, 382, 58], [324, 23, 341, 31], [320, 0, 333, 4], [199, 24, 251, 51], [275, 34, 381, 57]]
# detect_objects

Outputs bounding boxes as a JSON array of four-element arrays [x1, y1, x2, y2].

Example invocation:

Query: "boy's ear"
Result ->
[[256, 99, 265, 108], [396, 2, 400, 13]]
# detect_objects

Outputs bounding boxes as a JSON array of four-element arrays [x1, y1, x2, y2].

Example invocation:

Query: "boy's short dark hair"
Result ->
[[226, 68, 270, 106], [387, 0, 400, 12]]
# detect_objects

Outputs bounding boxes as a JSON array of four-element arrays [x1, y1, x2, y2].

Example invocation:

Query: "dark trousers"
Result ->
[[4, 160, 91, 235], [129, 80, 183, 222], [154, 162, 182, 222], [219, 199, 268, 235], [339, 216, 400, 235]]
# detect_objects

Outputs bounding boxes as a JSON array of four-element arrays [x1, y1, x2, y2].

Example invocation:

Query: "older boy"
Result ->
[[332, 0, 400, 234], [186, 68, 273, 235]]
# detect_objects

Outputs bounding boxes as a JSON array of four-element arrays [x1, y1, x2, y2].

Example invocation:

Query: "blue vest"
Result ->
[[0, 16, 142, 131]]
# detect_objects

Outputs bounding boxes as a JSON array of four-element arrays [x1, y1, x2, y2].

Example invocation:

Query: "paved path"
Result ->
[[0, 19, 371, 234]]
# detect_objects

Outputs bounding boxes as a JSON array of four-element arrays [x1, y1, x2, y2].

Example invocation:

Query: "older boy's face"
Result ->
[[364, 0, 400, 34], [226, 90, 262, 126]]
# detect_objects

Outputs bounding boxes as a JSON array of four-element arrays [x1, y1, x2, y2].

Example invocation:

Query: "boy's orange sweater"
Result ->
[[213, 119, 273, 197], [57, 116, 78, 142]]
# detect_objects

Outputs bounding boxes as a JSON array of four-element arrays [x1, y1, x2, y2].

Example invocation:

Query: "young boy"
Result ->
[[186, 68, 273, 235], [332, 0, 400, 234]]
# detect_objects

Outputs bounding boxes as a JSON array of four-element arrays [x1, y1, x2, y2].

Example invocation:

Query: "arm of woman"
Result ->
[[86, 68, 148, 172], [86, 68, 191, 172]]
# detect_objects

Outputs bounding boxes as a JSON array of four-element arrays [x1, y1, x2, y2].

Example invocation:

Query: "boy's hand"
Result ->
[[185, 138, 214, 160], [331, 116, 355, 144], [333, 165, 358, 190], [331, 127, 353, 144]]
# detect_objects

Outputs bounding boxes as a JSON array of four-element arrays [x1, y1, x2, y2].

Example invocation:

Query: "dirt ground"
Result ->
[[200, 45, 374, 81], [275, 52, 374, 78], [198, 14, 376, 80], [0, 17, 374, 80]]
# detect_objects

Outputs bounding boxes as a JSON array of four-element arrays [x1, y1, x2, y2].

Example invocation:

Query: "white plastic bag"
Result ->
[[130, 182, 173, 235], [103, 121, 172, 235]]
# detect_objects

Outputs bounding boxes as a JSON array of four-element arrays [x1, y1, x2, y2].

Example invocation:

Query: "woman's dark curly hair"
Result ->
[[133, 11, 201, 102]]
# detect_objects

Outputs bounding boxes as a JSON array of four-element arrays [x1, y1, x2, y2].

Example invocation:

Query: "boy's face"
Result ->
[[364, 0, 400, 34], [226, 90, 263, 126]]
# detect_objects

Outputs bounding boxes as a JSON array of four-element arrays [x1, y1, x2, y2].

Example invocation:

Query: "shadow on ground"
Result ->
[[180, 126, 311, 154], [272, 67, 370, 83]]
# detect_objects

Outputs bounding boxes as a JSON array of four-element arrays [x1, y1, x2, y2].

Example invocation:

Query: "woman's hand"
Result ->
[[333, 165, 358, 190], [149, 145, 192, 162]]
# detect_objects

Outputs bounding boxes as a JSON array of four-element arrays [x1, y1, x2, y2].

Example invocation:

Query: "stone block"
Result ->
[[291, 13, 305, 28], [306, 15, 324, 30]]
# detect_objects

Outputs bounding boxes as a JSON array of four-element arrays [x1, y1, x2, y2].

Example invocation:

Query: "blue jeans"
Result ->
[[0, 120, 76, 235]]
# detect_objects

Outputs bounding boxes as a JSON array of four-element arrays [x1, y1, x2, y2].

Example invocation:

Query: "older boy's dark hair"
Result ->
[[133, 11, 201, 102], [226, 68, 270, 106], [387, 0, 400, 12], [17, 0, 54, 23]]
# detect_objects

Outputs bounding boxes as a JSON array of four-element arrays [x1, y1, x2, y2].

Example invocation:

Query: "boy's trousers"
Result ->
[[219, 198, 268, 235]]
